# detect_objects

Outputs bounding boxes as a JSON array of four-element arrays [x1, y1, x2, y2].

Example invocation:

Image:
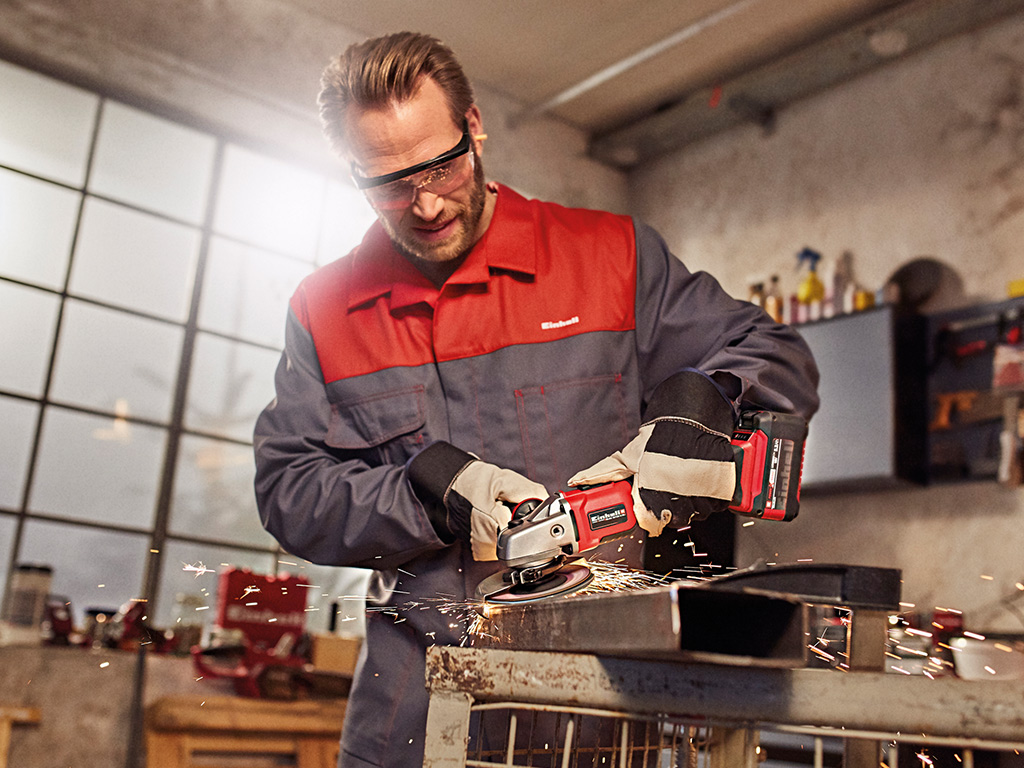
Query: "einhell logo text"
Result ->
[[541, 316, 580, 331], [225, 604, 305, 629], [588, 504, 628, 530]]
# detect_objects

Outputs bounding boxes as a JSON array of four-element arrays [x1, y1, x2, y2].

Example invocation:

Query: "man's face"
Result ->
[[345, 78, 488, 265]]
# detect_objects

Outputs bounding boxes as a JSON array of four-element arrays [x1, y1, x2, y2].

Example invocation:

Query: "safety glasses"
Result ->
[[351, 121, 474, 210]]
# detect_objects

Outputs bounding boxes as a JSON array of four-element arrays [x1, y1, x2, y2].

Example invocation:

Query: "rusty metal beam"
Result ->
[[425, 647, 1024, 743]]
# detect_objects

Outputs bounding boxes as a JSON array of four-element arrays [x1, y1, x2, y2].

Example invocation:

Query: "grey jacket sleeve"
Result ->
[[253, 307, 447, 568], [633, 223, 820, 420]]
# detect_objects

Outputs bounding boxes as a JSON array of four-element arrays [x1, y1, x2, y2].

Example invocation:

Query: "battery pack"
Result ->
[[730, 410, 808, 521]]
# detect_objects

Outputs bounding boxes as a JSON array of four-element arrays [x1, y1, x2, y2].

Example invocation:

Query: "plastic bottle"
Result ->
[[764, 275, 784, 323], [833, 251, 854, 316], [795, 247, 825, 323], [1, 564, 53, 646], [748, 282, 765, 310]]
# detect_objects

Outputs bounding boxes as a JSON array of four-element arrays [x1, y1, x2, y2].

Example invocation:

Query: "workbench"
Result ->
[[423, 646, 1024, 767], [421, 564, 1024, 767]]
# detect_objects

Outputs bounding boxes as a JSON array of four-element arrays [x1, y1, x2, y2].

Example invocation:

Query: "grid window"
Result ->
[[199, 236, 311, 348], [0, 282, 61, 398], [0, 59, 371, 638], [154, 540, 276, 628], [29, 406, 166, 528], [0, 167, 80, 289], [214, 143, 325, 260], [0, 397, 39, 510], [89, 100, 216, 225], [186, 332, 280, 442], [49, 299, 184, 423], [318, 177, 377, 266], [68, 197, 200, 322], [18, 519, 149, 623], [0, 59, 98, 187], [170, 434, 276, 549]]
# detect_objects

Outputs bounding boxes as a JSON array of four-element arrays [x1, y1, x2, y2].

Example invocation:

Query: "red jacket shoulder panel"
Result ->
[[292, 187, 637, 382]]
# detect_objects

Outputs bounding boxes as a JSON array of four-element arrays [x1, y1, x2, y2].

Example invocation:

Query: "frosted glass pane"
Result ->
[[0, 397, 39, 509], [152, 540, 274, 627], [0, 60, 98, 186], [0, 283, 60, 397], [19, 519, 148, 625], [317, 178, 376, 267], [70, 198, 199, 322], [90, 101, 216, 224], [170, 434, 275, 549], [51, 300, 183, 423], [214, 145, 324, 259], [30, 407, 165, 527], [199, 237, 311, 348], [186, 334, 279, 442], [0, 169, 80, 289]]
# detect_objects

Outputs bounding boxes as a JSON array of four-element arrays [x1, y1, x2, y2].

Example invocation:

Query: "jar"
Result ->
[[0, 564, 53, 645]]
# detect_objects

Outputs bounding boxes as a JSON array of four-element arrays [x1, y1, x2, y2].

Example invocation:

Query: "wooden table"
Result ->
[[0, 705, 41, 768], [145, 695, 345, 768]]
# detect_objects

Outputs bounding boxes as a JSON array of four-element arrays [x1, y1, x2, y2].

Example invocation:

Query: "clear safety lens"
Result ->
[[365, 152, 474, 210]]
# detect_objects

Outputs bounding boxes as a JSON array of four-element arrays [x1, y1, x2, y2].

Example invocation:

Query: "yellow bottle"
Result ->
[[796, 248, 825, 322]]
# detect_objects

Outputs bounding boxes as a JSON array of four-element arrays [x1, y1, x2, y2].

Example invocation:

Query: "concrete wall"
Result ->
[[0, 0, 627, 213], [0, 646, 234, 768], [630, 13, 1024, 632]]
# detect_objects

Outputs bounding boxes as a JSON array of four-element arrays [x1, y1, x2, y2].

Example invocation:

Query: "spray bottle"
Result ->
[[795, 247, 825, 323], [764, 275, 784, 323]]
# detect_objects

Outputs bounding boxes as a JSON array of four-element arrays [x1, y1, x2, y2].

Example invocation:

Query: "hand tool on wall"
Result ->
[[929, 389, 1005, 430], [475, 410, 807, 603]]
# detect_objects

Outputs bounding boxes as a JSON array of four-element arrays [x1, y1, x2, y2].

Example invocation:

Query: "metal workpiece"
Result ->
[[424, 646, 1024, 744], [709, 562, 903, 610], [472, 564, 903, 664], [474, 580, 807, 664]]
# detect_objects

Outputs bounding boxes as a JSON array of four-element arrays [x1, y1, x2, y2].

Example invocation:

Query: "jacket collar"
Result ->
[[346, 183, 537, 312]]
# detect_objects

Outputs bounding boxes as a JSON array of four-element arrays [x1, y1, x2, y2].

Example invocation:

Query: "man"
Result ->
[[254, 31, 818, 768]]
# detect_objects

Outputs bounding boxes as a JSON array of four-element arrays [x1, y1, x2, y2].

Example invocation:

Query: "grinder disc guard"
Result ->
[[481, 563, 593, 604]]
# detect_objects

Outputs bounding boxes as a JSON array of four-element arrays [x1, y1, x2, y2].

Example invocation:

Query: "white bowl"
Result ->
[[950, 637, 1024, 680]]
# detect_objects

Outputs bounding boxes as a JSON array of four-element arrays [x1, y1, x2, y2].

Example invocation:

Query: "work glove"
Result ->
[[568, 370, 737, 537], [407, 442, 549, 561]]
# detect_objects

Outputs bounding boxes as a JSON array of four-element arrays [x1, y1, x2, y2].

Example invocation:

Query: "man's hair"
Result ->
[[318, 32, 475, 158]]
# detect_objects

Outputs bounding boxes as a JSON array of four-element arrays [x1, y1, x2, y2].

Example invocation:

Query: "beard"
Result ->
[[378, 149, 488, 267]]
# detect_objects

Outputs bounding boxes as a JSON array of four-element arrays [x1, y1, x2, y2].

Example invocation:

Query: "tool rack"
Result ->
[[422, 565, 1024, 767]]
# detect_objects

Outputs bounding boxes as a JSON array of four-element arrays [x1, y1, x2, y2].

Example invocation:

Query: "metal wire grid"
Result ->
[[460, 702, 1024, 768], [465, 703, 721, 768]]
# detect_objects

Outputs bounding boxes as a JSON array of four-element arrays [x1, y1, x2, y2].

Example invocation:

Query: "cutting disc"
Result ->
[[483, 563, 593, 604]]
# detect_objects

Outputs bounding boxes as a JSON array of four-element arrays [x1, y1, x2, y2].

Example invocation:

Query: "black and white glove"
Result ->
[[568, 370, 737, 536], [408, 442, 549, 561]]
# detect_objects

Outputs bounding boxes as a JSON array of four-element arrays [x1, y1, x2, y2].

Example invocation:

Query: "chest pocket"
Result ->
[[326, 386, 427, 465]]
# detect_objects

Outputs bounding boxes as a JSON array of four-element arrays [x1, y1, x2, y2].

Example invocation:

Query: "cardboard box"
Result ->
[[312, 633, 362, 676]]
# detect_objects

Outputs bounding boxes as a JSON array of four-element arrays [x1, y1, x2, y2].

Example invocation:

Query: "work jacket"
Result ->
[[254, 184, 819, 768]]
